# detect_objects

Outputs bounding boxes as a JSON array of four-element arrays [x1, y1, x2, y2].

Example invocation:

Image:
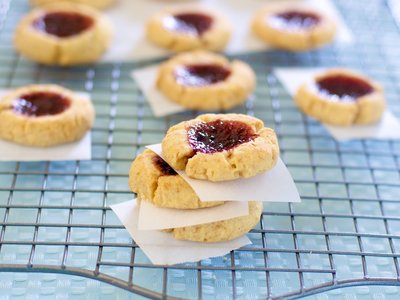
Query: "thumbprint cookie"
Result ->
[[166, 201, 263, 242], [161, 113, 279, 182], [129, 149, 224, 209], [29, 0, 116, 10], [14, 2, 112, 65], [157, 51, 256, 110], [252, 5, 336, 51], [146, 7, 231, 52], [295, 68, 385, 126], [0, 84, 95, 147]]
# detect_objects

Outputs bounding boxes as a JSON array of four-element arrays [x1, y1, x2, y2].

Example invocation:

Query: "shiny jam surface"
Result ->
[[33, 11, 94, 38], [175, 64, 231, 87], [269, 10, 321, 30], [187, 120, 258, 154], [152, 155, 177, 176], [163, 12, 213, 35], [12, 92, 71, 117], [316, 74, 374, 101]]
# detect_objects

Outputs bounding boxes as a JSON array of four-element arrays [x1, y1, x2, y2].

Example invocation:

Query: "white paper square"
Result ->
[[147, 144, 301, 203], [138, 200, 249, 230], [132, 66, 185, 117], [325, 111, 400, 140], [0, 91, 92, 162], [103, 0, 352, 62], [111, 199, 251, 265], [275, 68, 323, 96], [0, 133, 91, 162], [274, 68, 400, 141]]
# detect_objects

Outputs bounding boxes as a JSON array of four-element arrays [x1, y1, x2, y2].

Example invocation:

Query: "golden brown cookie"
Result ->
[[129, 149, 224, 210], [29, 0, 116, 9], [167, 201, 262, 242], [14, 2, 112, 66], [161, 114, 279, 182], [0, 84, 95, 147], [146, 7, 231, 52], [295, 68, 385, 126], [252, 4, 336, 52], [156, 51, 256, 111]]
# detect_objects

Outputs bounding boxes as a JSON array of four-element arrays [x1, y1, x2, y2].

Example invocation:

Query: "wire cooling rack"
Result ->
[[0, 0, 400, 299]]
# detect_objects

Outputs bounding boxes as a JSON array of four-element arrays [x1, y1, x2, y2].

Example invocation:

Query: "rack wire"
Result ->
[[0, 0, 400, 299]]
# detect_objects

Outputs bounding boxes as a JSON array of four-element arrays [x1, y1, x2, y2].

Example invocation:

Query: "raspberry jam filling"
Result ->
[[163, 12, 213, 35], [187, 120, 258, 154], [175, 64, 231, 87], [12, 92, 71, 117], [316, 74, 374, 101], [152, 155, 177, 176], [269, 10, 321, 30], [33, 11, 94, 38]]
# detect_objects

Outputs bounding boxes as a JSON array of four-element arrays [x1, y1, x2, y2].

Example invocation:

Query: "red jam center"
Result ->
[[269, 10, 321, 30], [175, 64, 231, 87], [152, 156, 177, 176], [12, 92, 71, 117], [163, 12, 213, 35], [316, 75, 374, 101], [33, 11, 94, 38], [187, 120, 258, 154]]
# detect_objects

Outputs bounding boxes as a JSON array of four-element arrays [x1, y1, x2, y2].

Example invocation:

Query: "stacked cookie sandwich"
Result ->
[[129, 113, 280, 243]]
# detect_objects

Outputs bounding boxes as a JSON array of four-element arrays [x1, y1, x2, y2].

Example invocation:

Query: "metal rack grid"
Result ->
[[0, 0, 400, 299]]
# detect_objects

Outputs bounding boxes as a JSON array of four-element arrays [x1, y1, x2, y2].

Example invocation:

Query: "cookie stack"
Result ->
[[129, 113, 279, 243]]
